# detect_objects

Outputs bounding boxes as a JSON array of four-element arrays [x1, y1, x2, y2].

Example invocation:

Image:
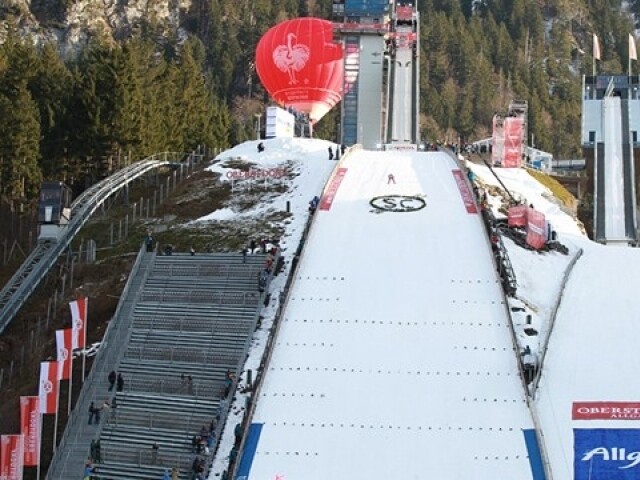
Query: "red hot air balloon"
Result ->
[[256, 18, 344, 124]]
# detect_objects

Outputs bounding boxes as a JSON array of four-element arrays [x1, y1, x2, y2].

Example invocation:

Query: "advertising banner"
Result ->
[[69, 297, 88, 349], [319, 168, 347, 211], [526, 208, 546, 250], [575, 428, 640, 479], [503, 116, 524, 168], [55, 329, 73, 380], [0, 435, 24, 480], [38, 362, 60, 415], [19, 397, 40, 466], [452, 170, 478, 214], [265, 106, 295, 139], [491, 115, 504, 166], [574, 402, 640, 420], [508, 205, 528, 227]]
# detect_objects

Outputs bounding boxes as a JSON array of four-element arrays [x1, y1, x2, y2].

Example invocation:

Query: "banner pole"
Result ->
[[81, 350, 86, 383], [37, 413, 43, 480], [52, 409, 58, 453], [82, 300, 88, 382], [68, 356, 73, 416], [53, 374, 60, 453]]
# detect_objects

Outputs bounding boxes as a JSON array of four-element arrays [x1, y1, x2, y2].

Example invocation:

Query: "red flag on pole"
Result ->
[[38, 362, 60, 415], [69, 298, 88, 349], [0, 434, 24, 480], [55, 329, 73, 380], [19, 397, 40, 467]]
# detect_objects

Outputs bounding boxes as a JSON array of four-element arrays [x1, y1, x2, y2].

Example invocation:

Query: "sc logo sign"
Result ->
[[369, 195, 426, 212]]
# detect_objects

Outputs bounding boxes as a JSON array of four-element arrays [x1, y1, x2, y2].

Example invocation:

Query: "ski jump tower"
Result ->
[[582, 75, 640, 245], [332, 0, 420, 149]]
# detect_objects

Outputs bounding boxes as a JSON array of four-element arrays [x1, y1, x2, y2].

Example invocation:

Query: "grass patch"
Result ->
[[526, 168, 576, 208]]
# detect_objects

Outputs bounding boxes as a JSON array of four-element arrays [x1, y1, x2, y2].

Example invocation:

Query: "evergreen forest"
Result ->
[[0, 0, 638, 210]]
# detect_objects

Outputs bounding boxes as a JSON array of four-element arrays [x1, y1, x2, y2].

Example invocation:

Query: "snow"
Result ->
[[202, 138, 640, 480]]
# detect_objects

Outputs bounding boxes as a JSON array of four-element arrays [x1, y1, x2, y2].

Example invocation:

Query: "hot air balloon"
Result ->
[[256, 18, 344, 124]]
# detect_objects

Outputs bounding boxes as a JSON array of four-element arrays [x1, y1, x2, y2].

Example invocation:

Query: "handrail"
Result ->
[[0, 152, 190, 334], [46, 244, 154, 479]]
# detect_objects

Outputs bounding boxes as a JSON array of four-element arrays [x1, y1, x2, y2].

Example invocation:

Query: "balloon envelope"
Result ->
[[256, 18, 344, 123]]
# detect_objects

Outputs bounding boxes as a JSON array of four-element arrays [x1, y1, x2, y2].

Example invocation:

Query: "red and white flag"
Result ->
[[38, 362, 60, 415], [0, 434, 24, 480], [55, 329, 73, 380], [19, 397, 40, 467], [69, 297, 88, 349]]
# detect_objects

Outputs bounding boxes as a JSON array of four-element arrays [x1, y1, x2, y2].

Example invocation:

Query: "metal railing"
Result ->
[[0, 153, 193, 334], [46, 245, 154, 479]]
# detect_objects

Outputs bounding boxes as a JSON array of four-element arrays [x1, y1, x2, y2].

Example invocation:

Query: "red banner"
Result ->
[[319, 168, 347, 211], [0, 435, 24, 480], [526, 208, 546, 250], [573, 402, 640, 420], [69, 297, 88, 349], [507, 205, 528, 227], [503, 117, 524, 168], [19, 397, 39, 467], [38, 362, 60, 415], [55, 329, 73, 380], [452, 170, 478, 214]]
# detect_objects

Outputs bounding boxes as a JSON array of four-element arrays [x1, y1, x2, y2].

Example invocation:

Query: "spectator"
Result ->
[[93, 402, 103, 424], [223, 371, 233, 397], [108, 370, 116, 391], [257, 142, 265, 153], [88, 402, 97, 425], [84, 461, 95, 480], [241, 248, 247, 264], [234, 423, 242, 446], [145, 233, 154, 252], [191, 435, 198, 454], [90, 439, 98, 461], [151, 442, 159, 464], [387, 173, 396, 184], [94, 440, 101, 463], [229, 447, 238, 464], [116, 373, 124, 392], [249, 239, 256, 253], [341, 144, 346, 155], [171, 467, 179, 480], [190, 247, 195, 256], [328, 146, 334, 160], [163, 469, 170, 480]]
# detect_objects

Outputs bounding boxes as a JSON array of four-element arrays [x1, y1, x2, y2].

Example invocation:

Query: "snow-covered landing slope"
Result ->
[[535, 244, 640, 480], [248, 150, 535, 479]]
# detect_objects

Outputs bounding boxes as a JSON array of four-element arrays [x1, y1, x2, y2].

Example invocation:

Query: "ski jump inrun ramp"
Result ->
[[239, 150, 544, 479]]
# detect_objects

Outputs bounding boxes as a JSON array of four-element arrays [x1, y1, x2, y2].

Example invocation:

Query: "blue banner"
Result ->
[[574, 429, 640, 479], [523, 429, 546, 480], [235, 423, 263, 480]]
